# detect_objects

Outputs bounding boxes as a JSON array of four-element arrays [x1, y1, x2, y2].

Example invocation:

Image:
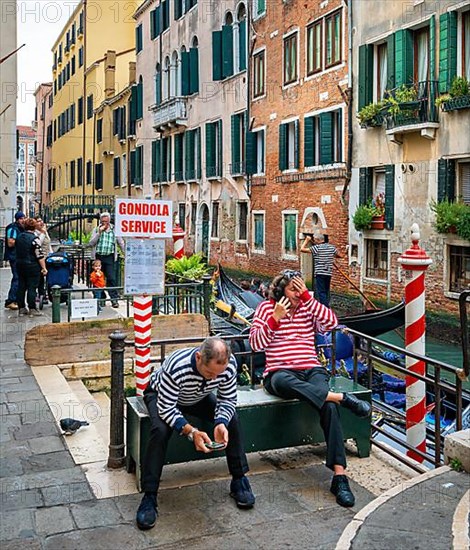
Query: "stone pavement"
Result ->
[[1, 267, 469, 549]]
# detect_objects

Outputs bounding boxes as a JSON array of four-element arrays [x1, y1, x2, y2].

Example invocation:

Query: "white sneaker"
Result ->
[[29, 309, 43, 317]]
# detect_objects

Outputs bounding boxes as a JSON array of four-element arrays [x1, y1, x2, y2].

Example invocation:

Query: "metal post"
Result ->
[[107, 331, 127, 469], [51, 285, 61, 323], [202, 275, 212, 326]]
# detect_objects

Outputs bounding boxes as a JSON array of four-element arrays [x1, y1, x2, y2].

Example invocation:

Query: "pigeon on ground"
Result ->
[[60, 418, 89, 435]]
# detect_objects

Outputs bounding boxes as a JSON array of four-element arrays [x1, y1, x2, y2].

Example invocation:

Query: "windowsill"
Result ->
[[282, 79, 299, 91], [282, 168, 299, 174], [236, 240, 248, 245], [219, 70, 247, 84], [253, 12, 266, 22], [210, 237, 220, 242], [252, 93, 266, 102], [363, 277, 388, 285], [304, 162, 346, 172], [304, 61, 346, 82], [207, 176, 222, 181], [253, 172, 266, 177], [282, 254, 298, 261], [252, 249, 266, 255], [444, 291, 462, 300]]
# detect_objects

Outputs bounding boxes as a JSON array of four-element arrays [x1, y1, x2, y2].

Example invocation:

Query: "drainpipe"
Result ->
[[81, 0, 88, 240], [246, 4, 252, 200], [158, 5, 163, 199], [342, 0, 353, 203], [39, 95, 47, 216]]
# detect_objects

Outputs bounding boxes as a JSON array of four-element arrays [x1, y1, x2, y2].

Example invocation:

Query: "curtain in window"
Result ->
[[326, 19, 332, 65], [417, 31, 429, 82], [254, 214, 264, 249], [460, 163, 470, 205], [284, 214, 296, 253], [378, 44, 388, 99]]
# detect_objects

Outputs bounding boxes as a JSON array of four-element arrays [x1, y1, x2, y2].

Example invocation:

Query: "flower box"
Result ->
[[441, 95, 470, 112]]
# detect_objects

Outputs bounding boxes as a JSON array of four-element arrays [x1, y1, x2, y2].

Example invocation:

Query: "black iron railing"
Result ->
[[384, 80, 439, 130]]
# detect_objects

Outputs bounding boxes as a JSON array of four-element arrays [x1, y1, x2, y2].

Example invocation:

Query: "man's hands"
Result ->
[[189, 424, 229, 453]]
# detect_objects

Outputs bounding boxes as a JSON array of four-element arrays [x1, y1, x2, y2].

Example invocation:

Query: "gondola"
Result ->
[[214, 264, 405, 337]]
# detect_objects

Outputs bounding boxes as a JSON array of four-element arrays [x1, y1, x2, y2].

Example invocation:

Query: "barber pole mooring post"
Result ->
[[173, 223, 185, 259], [398, 223, 432, 462], [133, 295, 153, 395]]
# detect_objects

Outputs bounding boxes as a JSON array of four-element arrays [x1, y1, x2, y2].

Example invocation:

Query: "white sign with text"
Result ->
[[115, 198, 173, 238], [124, 238, 165, 296], [71, 299, 98, 319]]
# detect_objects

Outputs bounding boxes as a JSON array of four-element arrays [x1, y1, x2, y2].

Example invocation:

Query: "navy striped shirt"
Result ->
[[148, 347, 238, 433], [310, 243, 337, 276]]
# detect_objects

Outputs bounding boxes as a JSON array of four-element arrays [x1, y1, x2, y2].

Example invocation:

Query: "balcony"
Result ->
[[384, 81, 439, 144], [150, 97, 188, 131]]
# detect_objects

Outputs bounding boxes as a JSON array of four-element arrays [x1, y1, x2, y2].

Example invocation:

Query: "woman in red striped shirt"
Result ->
[[249, 270, 371, 508]]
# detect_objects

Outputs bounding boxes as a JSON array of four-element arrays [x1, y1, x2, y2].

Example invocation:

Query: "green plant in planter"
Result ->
[[165, 253, 209, 281], [387, 85, 418, 115], [449, 76, 469, 97], [357, 100, 387, 127], [430, 199, 470, 236], [352, 203, 375, 231]]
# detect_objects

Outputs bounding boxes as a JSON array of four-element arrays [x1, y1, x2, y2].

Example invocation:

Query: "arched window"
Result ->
[[237, 3, 247, 72], [179, 46, 186, 96], [18, 144, 25, 164], [171, 51, 179, 98], [163, 56, 171, 101], [155, 63, 162, 104]]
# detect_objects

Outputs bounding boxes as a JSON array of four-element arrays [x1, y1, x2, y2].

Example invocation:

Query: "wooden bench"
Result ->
[[126, 376, 372, 490]]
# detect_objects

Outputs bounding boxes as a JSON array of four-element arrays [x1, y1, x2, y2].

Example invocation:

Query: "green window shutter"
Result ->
[[217, 119, 223, 177], [205, 123, 215, 176], [222, 25, 234, 78], [152, 140, 161, 183], [359, 167, 373, 205], [189, 48, 199, 94], [319, 112, 333, 165], [394, 29, 413, 86], [245, 131, 257, 175], [304, 116, 315, 167], [239, 19, 246, 71], [279, 123, 287, 171], [294, 119, 299, 169], [336, 109, 343, 162], [257, 0, 266, 15], [231, 114, 241, 170], [437, 158, 456, 202], [150, 9, 156, 39], [181, 51, 190, 95], [130, 85, 138, 124], [386, 34, 395, 90], [196, 128, 202, 179], [174, 0, 182, 20], [429, 15, 435, 80], [163, 0, 169, 31], [439, 12, 457, 93], [135, 25, 142, 52], [155, 6, 161, 37], [185, 132, 191, 180], [212, 31, 223, 81], [130, 150, 136, 184], [135, 146, 142, 185], [174, 134, 183, 179], [384, 164, 395, 230], [136, 80, 143, 119], [358, 44, 374, 110], [155, 71, 161, 105]]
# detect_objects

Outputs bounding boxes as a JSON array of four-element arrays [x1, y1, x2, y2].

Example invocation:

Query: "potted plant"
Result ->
[[430, 199, 470, 236], [370, 193, 386, 229], [386, 85, 419, 126], [352, 203, 375, 231], [357, 100, 387, 128], [437, 76, 470, 112]]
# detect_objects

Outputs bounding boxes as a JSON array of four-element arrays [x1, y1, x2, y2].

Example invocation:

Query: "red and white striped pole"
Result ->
[[173, 223, 185, 259], [133, 295, 153, 395], [398, 223, 432, 462]]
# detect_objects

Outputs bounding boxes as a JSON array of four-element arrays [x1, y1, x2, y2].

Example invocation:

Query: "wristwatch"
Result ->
[[186, 427, 199, 442]]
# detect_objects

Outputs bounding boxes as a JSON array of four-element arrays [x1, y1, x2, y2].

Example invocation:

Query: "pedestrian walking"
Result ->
[[3, 211, 26, 310], [89, 259, 106, 313], [89, 212, 125, 308], [35, 216, 53, 305], [300, 233, 342, 307]]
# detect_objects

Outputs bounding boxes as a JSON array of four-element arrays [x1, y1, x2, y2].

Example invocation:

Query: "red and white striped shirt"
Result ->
[[249, 290, 338, 375]]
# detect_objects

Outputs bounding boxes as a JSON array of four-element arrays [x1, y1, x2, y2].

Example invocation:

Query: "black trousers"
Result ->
[[95, 253, 118, 300], [17, 265, 40, 310], [264, 368, 347, 470], [141, 390, 249, 493]]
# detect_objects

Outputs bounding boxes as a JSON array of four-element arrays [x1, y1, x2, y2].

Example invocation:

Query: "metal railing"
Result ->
[[105, 324, 469, 472], [384, 80, 439, 130]]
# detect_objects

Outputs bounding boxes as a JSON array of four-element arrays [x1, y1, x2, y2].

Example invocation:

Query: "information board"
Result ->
[[124, 238, 165, 295], [71, 299, 98, 319]]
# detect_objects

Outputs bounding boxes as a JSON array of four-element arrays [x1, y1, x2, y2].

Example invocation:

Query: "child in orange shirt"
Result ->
[[90, 259, 106, 312]]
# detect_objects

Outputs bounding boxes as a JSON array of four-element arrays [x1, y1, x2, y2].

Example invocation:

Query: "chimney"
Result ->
[[104, 50, 116, 99], [128, 61, 136, 86]]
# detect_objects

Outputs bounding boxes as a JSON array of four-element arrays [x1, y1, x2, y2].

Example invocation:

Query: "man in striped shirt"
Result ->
[[136, 337, 255, 531], [300, 233, 342, 307], [249, 270, 371, 508]]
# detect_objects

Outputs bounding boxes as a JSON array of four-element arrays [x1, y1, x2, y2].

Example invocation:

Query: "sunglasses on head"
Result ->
[[282, 270, 302, 280]]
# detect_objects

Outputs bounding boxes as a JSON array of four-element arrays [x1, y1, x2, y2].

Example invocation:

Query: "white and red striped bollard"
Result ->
[[173, 223, 185, 259], [133, 295, 153, 395], [398, 223, 432, 462]]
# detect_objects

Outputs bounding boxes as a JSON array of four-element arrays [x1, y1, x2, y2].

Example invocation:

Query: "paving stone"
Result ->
[[6, 391, 45, 404], [70, 499, 123, 528], [7, 400, 46, 415], [2, 367, 33, 378], [1, 538, 42, 550], [162, 530, 255, 550], [43, 524, 150, 550], [5, 380, 39, 392], [0, 440, 30, 459], [28, 436, 65, 454], [21, 451, 75, 474], [351, 524, 451, 550], [41, 482, 94, 507], [21, 407, 55, 425], [0, 456, 25, 477], [0, 466, 88, 492], [35, 506, 75, 536], [0, 509, 35, 541], [1, 414, 22, 428], [12, 421, 58, 441], [1, 487, 44, 510], [113, 493, 142, 522], [0, 377, 21, 385]]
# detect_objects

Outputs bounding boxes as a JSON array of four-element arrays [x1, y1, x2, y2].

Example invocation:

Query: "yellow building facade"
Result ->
[[49, 0, 139, 202]]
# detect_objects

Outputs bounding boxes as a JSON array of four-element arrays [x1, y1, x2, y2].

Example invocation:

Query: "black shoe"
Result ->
[[136, 493, 158, 530], [330, 475, 355, 507], [111, 301, 119, 308], [341, 393, 371, 418], [230, 476, 255, 509]]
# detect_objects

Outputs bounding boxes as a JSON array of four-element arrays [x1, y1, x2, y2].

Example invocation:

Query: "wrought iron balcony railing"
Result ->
[[384, 80, 439, 130]]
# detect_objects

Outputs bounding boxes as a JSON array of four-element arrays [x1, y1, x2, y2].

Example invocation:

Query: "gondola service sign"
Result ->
[[115, 198, 173, 238]]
